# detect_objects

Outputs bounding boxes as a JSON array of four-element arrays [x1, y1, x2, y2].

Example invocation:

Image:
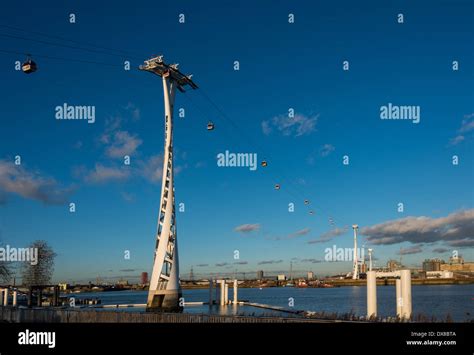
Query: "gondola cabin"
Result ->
[[22, 58, 37, 74]]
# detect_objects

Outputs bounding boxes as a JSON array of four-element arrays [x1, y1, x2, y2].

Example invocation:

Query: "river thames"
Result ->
[[70, 284, 473, 322]]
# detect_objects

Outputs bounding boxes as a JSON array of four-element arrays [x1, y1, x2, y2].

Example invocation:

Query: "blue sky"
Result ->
[[0, 0, 473, 283]]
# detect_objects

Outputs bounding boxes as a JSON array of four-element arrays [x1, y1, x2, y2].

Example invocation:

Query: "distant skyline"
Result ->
[[0, 0, 473, 283]]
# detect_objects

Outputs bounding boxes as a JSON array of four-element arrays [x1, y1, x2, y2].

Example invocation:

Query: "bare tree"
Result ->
[[21, 240, 56, 286], [0, 243, 12, 283], [0, 262, 11, 283]]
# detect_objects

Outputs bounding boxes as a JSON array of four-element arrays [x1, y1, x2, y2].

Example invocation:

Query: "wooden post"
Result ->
[[209, 278, 213, 306], [54, 286, 60, 307], [37, 289, 42, 307], [28, 287, 33, 307]]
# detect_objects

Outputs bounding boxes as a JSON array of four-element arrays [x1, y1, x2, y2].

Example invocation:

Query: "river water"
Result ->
[[70, 284, 473, 322]]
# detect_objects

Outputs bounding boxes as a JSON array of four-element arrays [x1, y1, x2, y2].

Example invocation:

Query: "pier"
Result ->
[[242, 302, 304, 315]]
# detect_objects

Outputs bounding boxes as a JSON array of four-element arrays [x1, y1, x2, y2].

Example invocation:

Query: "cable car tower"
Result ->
[[140, 55, 197, 311], [352, 224, 359, 280]]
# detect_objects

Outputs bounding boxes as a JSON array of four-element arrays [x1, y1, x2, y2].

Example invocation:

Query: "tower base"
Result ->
[[146, 289, 183, 312]]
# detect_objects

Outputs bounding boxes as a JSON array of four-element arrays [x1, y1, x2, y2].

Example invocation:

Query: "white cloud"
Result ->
[[0, 160, 73, 205], [361, 209, 474, 247], [262, 113, 319, 137], [100, 105, 142, 157], [137, 155, 186, 184], [397, 245, 423, 255], [270, 227, 311, 241], [258, 259, 283, 265], [103, 130, 142, 158], [307, 227, 348, 244], [79, 153, 183, 186], [449, 113, 474, 145], [125, 102, 140, 121], [139, 155, 164, 183], [306, 155, 316, 165], [121, 191, 136, 202], [300, 258, 322, 263], [320, 144, 335, 157], [234, 261, 248, 265], [449, 135, 465, 146], [234, 223, 260, 233], [289, 228, 311, 238], [307, 144, 335, 164], [432, 247, 450, 254], [448, 239, 474, 247], [262, 121, 272, 135], [103, 116, 122, 133], [85, 164, 131, 184], [459, 113, 474, 133]]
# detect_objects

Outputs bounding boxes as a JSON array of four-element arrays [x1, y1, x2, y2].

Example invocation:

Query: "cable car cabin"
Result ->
[[275, 184, 280, 190], [207, 121, 215, 130], [22, 59, 37, 74], [261, 161, 267, 167]]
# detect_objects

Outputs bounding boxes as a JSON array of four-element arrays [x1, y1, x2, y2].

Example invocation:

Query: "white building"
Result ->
[[426, 270, 453, 279]]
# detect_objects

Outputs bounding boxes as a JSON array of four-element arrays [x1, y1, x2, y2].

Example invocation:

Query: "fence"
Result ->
[[0, 307, 323, 323]]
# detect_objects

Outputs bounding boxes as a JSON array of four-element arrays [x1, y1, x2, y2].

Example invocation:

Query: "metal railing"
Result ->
[[0, 307, 322, 323]]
